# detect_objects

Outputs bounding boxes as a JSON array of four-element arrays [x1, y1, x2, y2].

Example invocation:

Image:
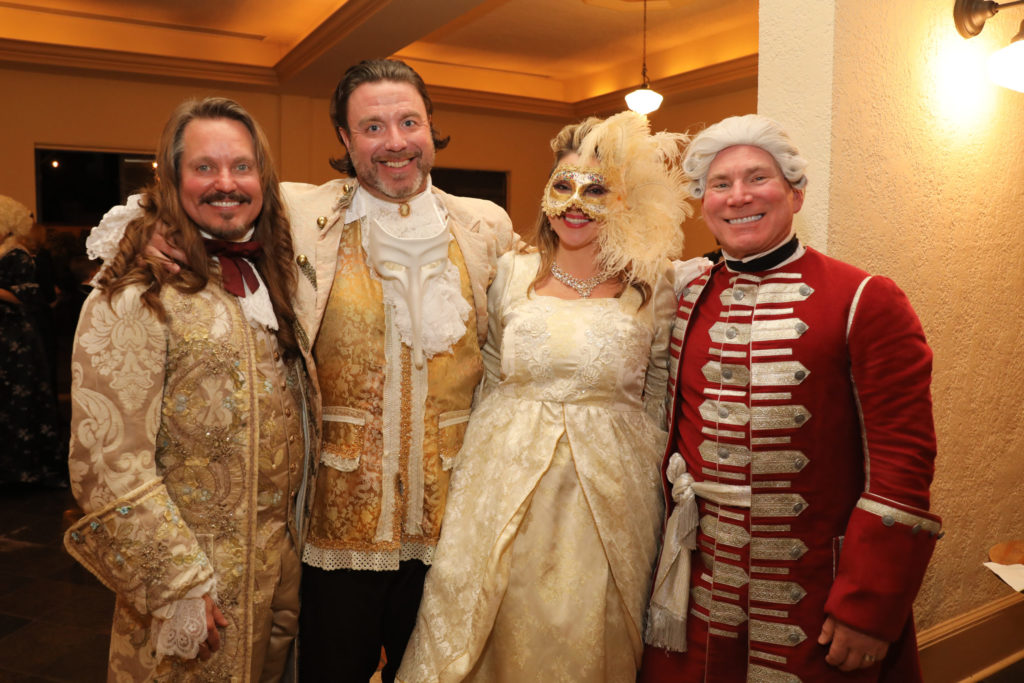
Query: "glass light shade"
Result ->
[[625, 87, 663, 114], [989, 40, 1024, 93]]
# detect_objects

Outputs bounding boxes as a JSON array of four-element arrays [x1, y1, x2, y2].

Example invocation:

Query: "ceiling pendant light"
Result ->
[[625, 0, 663, 114]]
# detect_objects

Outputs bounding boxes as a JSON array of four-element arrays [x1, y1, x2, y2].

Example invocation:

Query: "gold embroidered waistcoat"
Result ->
[[306, 220, 482, 570]]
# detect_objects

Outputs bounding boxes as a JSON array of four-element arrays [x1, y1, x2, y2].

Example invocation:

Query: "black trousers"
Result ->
[[299, 560, 429, 683]]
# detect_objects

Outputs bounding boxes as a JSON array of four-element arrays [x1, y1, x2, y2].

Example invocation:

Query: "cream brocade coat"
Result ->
[[398, 252, 674, 682], [64, 282, 312, 682]]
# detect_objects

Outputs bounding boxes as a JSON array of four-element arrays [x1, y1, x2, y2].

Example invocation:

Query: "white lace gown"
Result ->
[[397, 251, 675, 683]]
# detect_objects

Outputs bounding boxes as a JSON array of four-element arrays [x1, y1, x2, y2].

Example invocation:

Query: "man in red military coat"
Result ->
[[640, 115, 941, 682]]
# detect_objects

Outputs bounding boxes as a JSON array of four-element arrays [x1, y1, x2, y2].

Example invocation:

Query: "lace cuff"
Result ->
[[150, 579, 215, 662], [86, 194, 143, 263], [152, 597, 207, 661]]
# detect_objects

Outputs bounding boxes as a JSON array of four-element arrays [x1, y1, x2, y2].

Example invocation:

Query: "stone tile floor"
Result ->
[[0, 483, 110, 682], [0, 483, 1018, 683]]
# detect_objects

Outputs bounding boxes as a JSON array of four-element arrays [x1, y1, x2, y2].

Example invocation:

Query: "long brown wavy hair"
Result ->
[[97, 97, 300, 357], [529, 117, 652, 307]]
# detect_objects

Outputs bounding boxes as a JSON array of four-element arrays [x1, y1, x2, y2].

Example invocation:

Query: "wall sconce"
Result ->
[[954, 0, 1024, 92], [625, 0, 663, 114]]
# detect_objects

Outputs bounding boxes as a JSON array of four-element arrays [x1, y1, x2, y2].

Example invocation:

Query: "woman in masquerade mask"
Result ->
[[397, 111, 699, 682]]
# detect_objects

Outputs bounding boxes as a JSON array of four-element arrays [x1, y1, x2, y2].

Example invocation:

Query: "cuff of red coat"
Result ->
[[825, 493, 942, 642]]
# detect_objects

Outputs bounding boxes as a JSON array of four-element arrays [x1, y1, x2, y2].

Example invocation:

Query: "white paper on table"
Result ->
[[983, 562, 1024, 592]]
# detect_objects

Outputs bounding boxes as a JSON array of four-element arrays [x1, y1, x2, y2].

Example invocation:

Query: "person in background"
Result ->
[[0, 195, 64, 488]]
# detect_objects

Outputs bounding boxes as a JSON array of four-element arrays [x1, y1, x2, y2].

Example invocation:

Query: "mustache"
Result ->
[[373, 151, 422, 163], [200, 191, 252, 205]]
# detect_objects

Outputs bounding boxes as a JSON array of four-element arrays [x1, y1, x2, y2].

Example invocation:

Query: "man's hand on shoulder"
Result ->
[[147, 228, 185, 275]]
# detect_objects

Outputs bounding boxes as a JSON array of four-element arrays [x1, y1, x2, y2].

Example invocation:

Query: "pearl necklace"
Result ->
[[549, 262, 609, 298]]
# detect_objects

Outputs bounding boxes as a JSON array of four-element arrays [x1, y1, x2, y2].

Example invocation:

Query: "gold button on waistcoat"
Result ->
[[316, 216, 328, 229]]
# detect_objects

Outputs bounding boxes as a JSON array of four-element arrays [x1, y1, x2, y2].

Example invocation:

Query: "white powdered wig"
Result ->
[[683, 114, 808, 199]]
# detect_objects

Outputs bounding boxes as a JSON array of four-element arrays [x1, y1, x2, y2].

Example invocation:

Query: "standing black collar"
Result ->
[[724, 236, 800, 273]]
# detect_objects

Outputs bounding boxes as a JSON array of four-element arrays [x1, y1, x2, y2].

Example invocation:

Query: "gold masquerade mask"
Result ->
[[541, 164, 609, 221]]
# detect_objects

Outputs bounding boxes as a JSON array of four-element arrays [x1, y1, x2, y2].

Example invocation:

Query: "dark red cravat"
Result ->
[[203, 238, 262, 297]]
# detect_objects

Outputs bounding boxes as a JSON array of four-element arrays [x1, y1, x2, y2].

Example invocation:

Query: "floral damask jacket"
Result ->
[[64, 281, 315, 682]]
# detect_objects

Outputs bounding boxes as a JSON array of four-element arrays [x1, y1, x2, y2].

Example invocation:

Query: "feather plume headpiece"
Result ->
[[569, 111, 692, 288]]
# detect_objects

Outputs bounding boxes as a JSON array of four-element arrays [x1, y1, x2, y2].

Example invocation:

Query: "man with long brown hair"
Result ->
[[64, 97, 315, 682]]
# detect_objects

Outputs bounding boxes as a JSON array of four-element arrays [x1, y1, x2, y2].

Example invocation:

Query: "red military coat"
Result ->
[[641, 246, 941, 682]]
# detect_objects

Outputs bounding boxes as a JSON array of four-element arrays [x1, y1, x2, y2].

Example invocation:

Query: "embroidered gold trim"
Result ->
[[750, 650, 788, 664], [699, 440, 752, 467], [752, 392, 793, 401], [702, 468, 747, 481], [754, 481, 792, 489], [751, 404, 811, 431], [752, 524, 792, 533], [702, 426, 746, 439], [692, 586, 748, 626], [752, 347, 792, 357], [751, 565, 790, 575], [714, 507, 746, 522], [750, 318, 809, 342], [750, 607, 789, 619], [708, 627, 740, 638], [700, 399, 750, 426], [856, 497, 941, 533], [751, 361, 810, 387], [751, 579, 807, 605], [752, 493, 809, 518], [752, 436, 792, 445], [710, 321, 751, 345], [320, 451, 360, 472], [700, 516, 751, 548], [705, 388, 749, 399], [748, 663, 802, 683], [721, 284, 758, 307], [750, 620, 807, 647], [752, 450, 808, 475], [751, 537, 807, 561], [711, 561, 750, 588], [296, 254, 317, 289], [753, 281, 814, 304], [702, 361, 751, 386]]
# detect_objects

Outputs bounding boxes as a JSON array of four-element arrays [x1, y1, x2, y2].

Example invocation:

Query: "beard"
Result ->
[[196, 191, 258, 241], [353, 152, 432, 201]]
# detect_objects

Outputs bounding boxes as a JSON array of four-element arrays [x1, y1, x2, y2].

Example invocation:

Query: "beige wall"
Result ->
[[761, 0, 1024, 634], [0, 65, 753, 252]]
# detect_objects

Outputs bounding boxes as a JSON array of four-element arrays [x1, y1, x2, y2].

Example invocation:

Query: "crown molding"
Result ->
[[274, 0, 384, 81], [0, 37, 279, 87], [430, 54, 758, 119]]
